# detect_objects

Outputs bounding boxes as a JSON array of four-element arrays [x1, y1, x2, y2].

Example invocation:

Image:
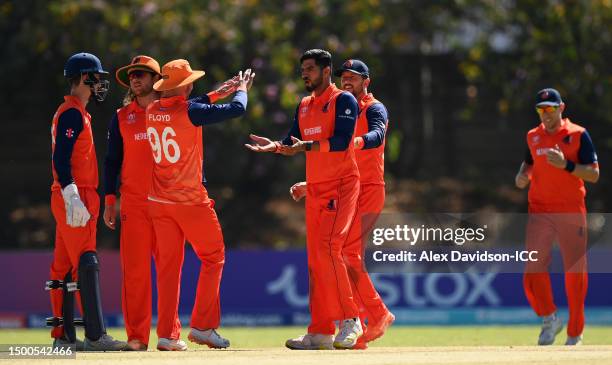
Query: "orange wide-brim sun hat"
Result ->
[[153, 59, 205, 92], [115, 55, 162, 88]]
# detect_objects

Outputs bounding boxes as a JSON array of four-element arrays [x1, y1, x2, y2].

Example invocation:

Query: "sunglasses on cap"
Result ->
[[535, 105, 559, 115], [128, 70, 154, 79]]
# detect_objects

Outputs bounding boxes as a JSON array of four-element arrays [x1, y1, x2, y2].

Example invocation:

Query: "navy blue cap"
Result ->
[[334, 59, 369, 78], [535, 88, 562, 107]]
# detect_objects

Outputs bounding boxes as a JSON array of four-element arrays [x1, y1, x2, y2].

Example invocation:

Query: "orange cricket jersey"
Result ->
[[146, 95, 208, 205], [527, 118, 594, 211], [51, 95, 98, 191], [298, 84, 359, 184], [116, 101, 153, 203], [355, 93, 387, 185]]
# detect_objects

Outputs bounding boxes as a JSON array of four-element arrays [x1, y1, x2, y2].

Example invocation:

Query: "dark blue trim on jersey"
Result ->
[[103, 112, 123, 196], [53, 108, 84, 188], [188, 90, 247, 126], [578, 130, 598, 165], [361, 102, 387, 150], [282, 106, 303, 146], [525, 148, 534, 165], [329, 92, 358, 151]]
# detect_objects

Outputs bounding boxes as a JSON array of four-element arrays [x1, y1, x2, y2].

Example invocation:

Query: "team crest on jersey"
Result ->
[[345, 108, 351, 115], [532, 135, 541, 145], [300, 107, 308, 115], [65, 128, 74, 138], [127, 112, 136, 124]]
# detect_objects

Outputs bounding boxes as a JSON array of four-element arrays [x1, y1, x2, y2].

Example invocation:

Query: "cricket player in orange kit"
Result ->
[[515, 88, 599, 346], [246, 49, 363, 350], [146, 59, 254, 351], [48, 52, 126, 351], [103, 55, 162, 351], [290, 59, 395, 350]]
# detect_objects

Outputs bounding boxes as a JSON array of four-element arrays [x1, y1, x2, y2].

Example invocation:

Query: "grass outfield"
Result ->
[[2, 326, 612, 347], [1, 327, 612, 365]]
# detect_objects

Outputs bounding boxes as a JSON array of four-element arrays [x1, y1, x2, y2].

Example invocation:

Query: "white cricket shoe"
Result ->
[[538, 313, 563, 345], [334, 318, 363, 349], [157, 338, 187, 351], [188, 328, 230, 349], [285, 333, 334, 350], [565, 335, 583, 346]]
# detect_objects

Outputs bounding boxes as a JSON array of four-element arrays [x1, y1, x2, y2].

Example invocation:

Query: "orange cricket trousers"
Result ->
[[49, 188, 98, 338], [148, 198, 225, 340], [306, 176, 361, 335], [343, 184, 389, 328], [119, 201, 156, 345], [523, 207, 588, 337]]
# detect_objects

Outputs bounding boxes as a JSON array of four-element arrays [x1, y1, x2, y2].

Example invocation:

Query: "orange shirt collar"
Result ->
[[159, 95, 186, 108], [358, 92, 374, 106], [64, 95, 85, 110], [311, 83, 338, 103], [538, 118, 570, 135], [127, 100, 145, 113]]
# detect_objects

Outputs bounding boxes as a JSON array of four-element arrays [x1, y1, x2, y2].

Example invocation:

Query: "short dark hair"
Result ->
[[300, 49, 332, 70]]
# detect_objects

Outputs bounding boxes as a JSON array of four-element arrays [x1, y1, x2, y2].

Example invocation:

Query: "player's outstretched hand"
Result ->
[[245, 134, 279, 153], [237, 69, 256, 92], [246, 69, 256, 91], [290, 181, 307, 202], [103, 203, 117, 230], [213, 76, 239, 100], [277, 136, 306, 156]]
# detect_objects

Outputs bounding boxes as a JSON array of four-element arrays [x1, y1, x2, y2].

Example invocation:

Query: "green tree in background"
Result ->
[[0, 0, 610, 248]]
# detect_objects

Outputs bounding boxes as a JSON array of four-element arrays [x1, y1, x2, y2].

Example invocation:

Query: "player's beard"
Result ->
[[304, 73, 323, 92], [343, 83, 364, 99]]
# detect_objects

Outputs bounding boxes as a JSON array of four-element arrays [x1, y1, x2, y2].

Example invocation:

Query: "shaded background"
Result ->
[[1, 0, 611, 250]]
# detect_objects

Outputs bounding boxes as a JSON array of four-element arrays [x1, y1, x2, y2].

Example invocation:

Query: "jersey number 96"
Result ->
[[147, 126, 181, 164]]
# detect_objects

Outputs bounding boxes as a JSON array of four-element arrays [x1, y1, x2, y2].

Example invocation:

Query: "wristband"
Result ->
[[565, 160, 576, 173], [105, 194, 117, 207], [305, 141, 313, 151]]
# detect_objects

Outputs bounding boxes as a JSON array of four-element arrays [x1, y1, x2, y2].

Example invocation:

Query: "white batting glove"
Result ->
[[61, 183, 91, 227]]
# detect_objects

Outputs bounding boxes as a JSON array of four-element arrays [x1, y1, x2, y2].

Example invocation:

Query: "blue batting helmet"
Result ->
[[64, 52, 108, 78]]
